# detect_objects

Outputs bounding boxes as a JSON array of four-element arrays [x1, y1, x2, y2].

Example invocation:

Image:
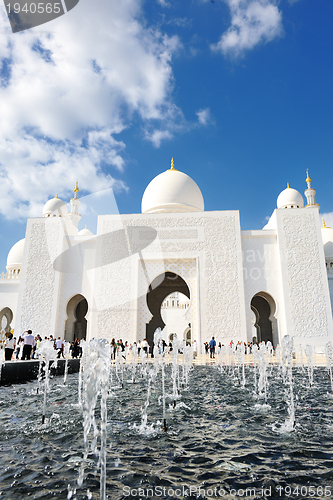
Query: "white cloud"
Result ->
[[212, 0, 283, 57], [157, 0, 171, 7], [196, 108, 211, 126], [145, 129, 173, 148], [0, 0, 181, 219]]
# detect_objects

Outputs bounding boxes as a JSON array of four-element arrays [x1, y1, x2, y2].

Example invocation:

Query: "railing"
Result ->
[[0, 270, 20, 280]]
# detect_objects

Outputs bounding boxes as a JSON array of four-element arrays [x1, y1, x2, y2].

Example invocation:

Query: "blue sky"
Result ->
[[0, 0, 332, 271]]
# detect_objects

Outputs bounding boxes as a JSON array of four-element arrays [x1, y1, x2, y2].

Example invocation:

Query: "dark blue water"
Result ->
[[0, 364, 333, 499]]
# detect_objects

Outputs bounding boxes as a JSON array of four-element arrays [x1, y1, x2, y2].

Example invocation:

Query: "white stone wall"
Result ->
[[328, 274, 333, 317], [2, 205, 332, 352], [93, 211, 246, 350], [14, 218, 78, 338], [95, 216, 133, 342], [275, 207, 333, 347], [202, 213, 246, 344], [15, 219, 62, 336], [54, 235, 97, 340], [241, 230, 286, 345]]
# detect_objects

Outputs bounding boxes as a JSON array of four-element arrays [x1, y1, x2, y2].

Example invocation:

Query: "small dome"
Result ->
[[43, 196, 68, 217], [78, 227, 94, 237], [6, 238, 25, 270], [321, 224, 333, 260], [142, 164, 204, 214], [277, 186, 304, 209]]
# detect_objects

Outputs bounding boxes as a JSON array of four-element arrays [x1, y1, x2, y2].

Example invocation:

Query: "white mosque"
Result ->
[[0, 161, 333, 353]]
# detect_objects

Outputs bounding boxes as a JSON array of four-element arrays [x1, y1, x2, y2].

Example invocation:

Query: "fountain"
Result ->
[[152, 328, 168, 432], [78, 339, 111, 500], [63, 342, 71, 385], [305, 344, 314, 388], [326, 342, 333, 394], [0, 337, 333, 499], [36, 340, 58, 424]]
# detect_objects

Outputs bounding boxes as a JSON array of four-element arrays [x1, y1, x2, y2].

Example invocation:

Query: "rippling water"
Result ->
[[0, 363, 333, 499]]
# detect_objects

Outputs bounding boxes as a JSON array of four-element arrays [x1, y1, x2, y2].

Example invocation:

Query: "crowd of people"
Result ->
[[2, 333, 160, 363], [109, 338, 169, 360], [3, 331, 268, 363], [3, 331, 83, 361], [203, 339, 267, 358]]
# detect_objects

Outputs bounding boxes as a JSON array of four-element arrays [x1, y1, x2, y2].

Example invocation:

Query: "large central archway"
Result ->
[[146, 272, 190, 345]]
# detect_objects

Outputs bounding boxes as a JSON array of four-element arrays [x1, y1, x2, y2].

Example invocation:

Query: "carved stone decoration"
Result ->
[[281, 213, 328, 337]]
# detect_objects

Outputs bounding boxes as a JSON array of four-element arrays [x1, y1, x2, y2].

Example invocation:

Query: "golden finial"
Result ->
[[287, 183, 290, 189], [56, 193, 58, 198], [306, 169, 311, 184], [323, 218, 329, 229], [168, 157, 178, 171], [74, 180, 79, 199]]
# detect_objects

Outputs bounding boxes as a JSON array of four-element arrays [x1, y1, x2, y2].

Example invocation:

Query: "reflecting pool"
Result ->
[[0, 359, 333, 499]]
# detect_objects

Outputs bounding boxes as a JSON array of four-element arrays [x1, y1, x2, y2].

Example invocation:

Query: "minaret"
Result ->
[[304, 169, 319, 208], [67, 180, 81, 228]]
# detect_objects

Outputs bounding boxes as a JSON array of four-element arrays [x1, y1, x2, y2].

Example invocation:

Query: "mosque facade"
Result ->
[[0, 163, 333, 353]]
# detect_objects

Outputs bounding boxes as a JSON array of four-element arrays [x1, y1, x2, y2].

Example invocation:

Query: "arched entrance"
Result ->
[[146, 272, 190, 346], [0, 307, 13, 334], [0, 307, 13, 348], [184, 325, 191, 345], [64, 294, 88, 342], [250, 292, 277, 345]]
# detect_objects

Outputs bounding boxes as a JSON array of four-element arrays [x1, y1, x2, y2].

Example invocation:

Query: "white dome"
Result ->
[[78, 227, 94, 237], [142, 166, 204, 214], [321, 225, 333, 260], [277, 187, 304, 209], [6, 238, 25, 270], [43, 196, 68, 217]]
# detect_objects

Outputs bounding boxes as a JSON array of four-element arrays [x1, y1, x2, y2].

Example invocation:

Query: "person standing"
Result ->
[[55, 337, 64, 358], [21, 330, 35, 360], [192, 339, 198, 358], [15, 336, 23, 360], [71, 339, 80, 359], [35, 335, 42, 359], [110, 338, 116, 360], [142, 338, 148, 356], [4, 333, 15, 361], [209, 336, 216, 359], [119, 339, 125, 356]]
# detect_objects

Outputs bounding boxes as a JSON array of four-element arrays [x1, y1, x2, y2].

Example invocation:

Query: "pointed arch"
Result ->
[[145, 271, 190, 345], [64, 294, 88, 342], [0, 307, 13, 334], [250, 292, 278, 345]]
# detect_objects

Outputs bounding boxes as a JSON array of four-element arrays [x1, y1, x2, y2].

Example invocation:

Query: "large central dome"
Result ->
[[141, 160, 204, 214]]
